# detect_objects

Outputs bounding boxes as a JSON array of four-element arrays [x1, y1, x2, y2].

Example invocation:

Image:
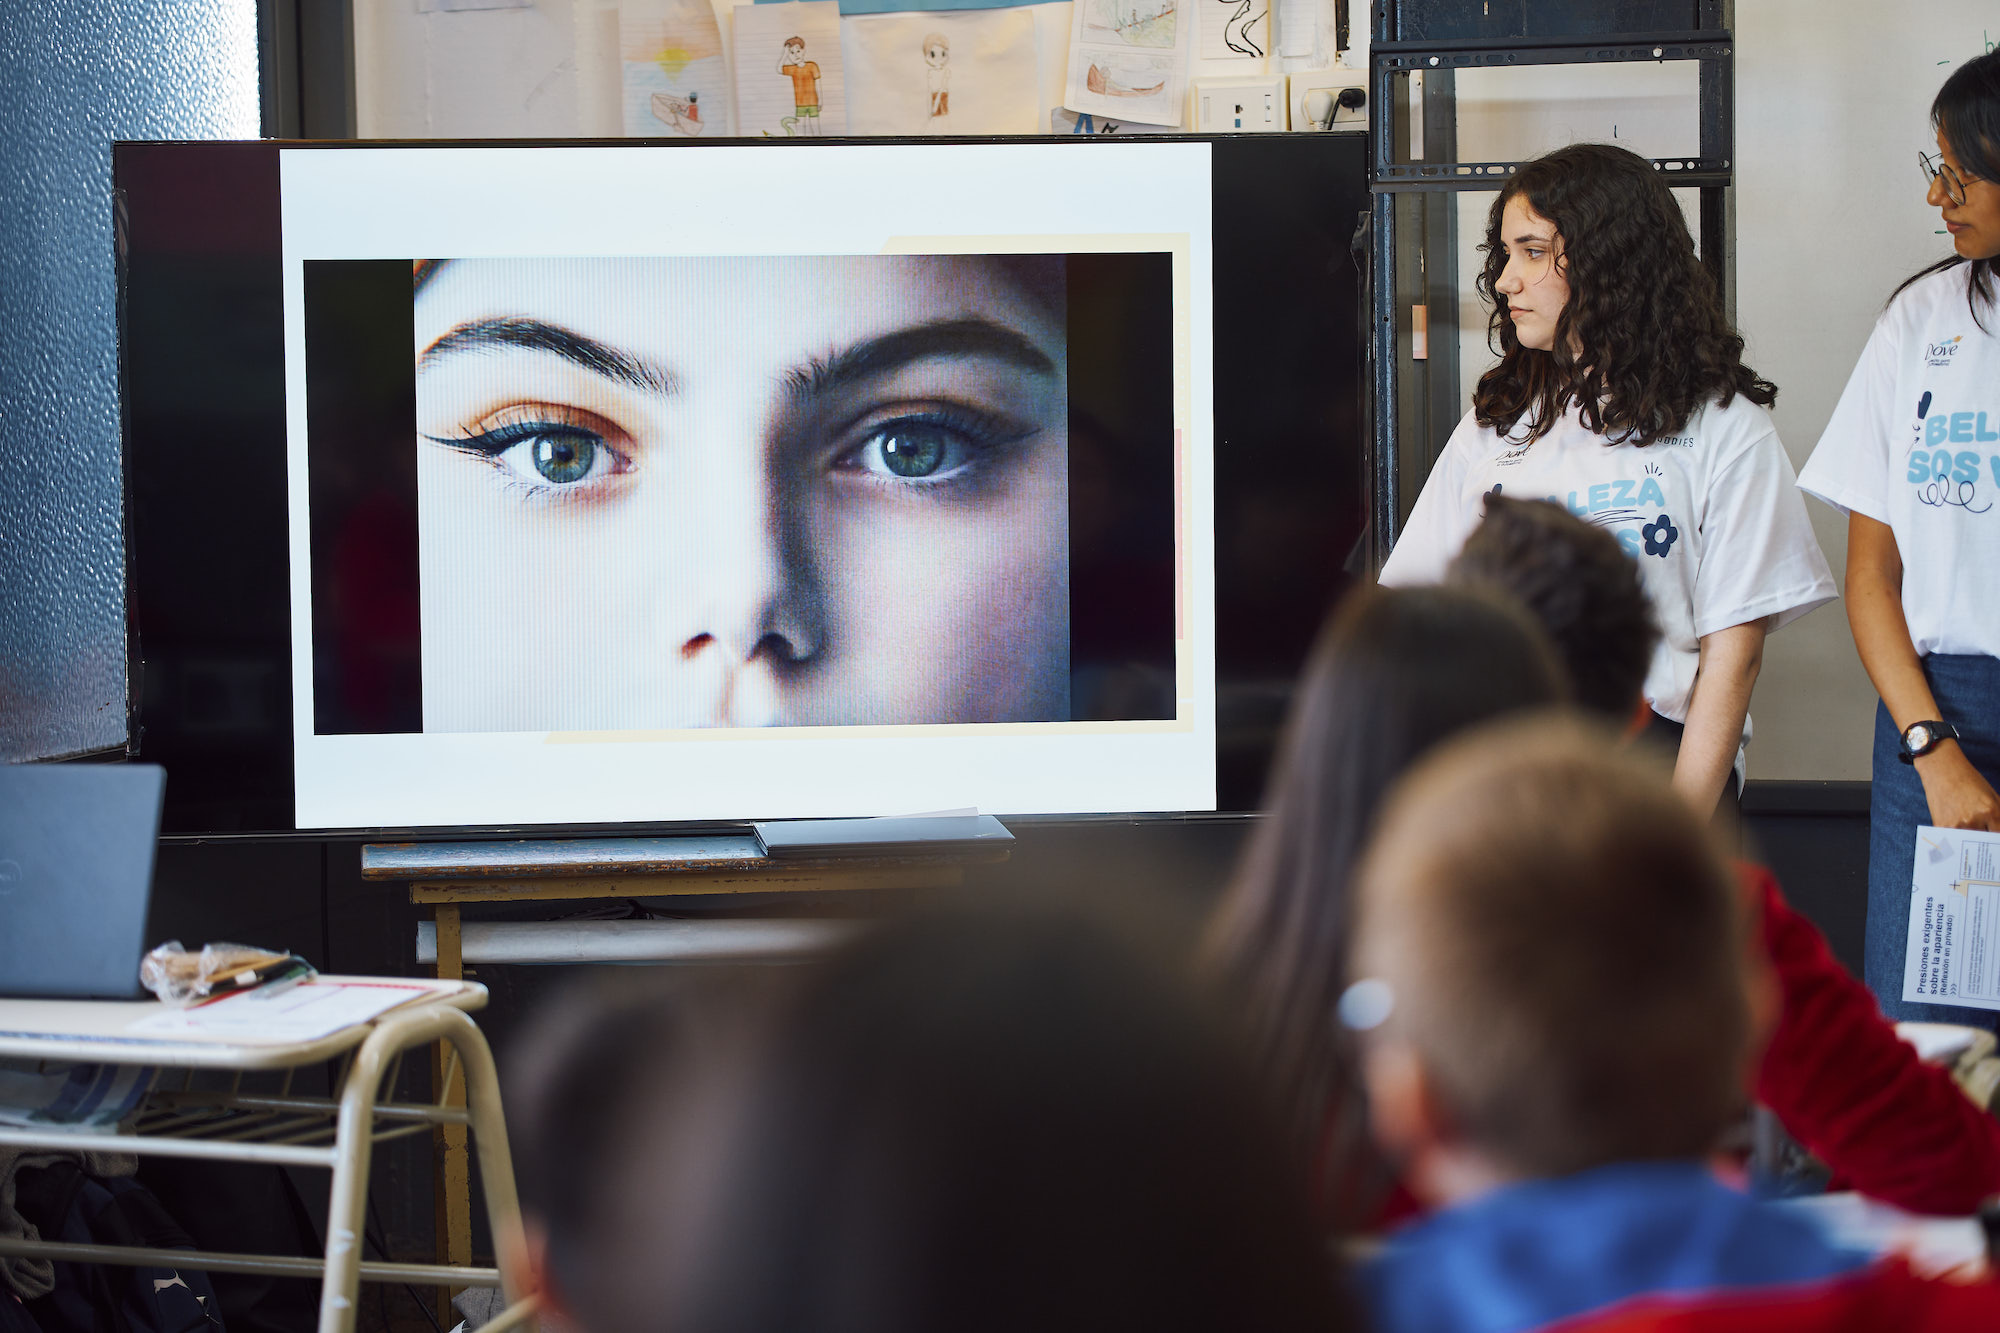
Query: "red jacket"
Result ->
[[1546, 1256, 2000, 1331], [1749, 862, 2000, 1216]]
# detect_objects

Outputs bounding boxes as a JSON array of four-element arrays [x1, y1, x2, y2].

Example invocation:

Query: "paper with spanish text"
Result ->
[[1902, 825, 2000, 1011]]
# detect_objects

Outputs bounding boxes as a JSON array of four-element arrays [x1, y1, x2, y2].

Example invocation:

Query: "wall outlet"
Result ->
[[1288, 70, 1368, 132], [1193, 76, 1290, 132]]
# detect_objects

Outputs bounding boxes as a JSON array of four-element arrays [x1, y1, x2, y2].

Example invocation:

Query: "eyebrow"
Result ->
[[1510, 232, 1553, 247], [418, 317, 678, 395], [786, 318, 1058, 397]]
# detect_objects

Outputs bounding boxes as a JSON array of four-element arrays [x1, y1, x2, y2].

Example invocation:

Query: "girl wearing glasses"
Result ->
[[1379, 142, 1835, 818], [1799, 50, 2000, 1022]]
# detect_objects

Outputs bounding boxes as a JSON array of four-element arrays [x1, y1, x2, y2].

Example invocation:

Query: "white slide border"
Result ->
[[279, 142, 1216, 829]]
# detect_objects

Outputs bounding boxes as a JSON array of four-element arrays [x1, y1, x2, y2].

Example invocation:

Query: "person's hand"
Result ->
[[1917, 745, 2000, 831]]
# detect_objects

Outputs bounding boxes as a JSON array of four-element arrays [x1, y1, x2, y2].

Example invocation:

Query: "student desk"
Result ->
[[365, 833, 1009, 1302], [0, 979, 534, 1333]]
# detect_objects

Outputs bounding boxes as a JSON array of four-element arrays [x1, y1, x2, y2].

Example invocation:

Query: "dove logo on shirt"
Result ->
[[1926, 336, 1964, 368]]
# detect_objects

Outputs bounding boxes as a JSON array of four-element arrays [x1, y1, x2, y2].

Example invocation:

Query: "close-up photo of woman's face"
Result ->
[[413, 255, 1070, 732]]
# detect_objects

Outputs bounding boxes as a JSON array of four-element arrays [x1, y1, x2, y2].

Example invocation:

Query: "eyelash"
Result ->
[[830, 406, 1035, 493], [426, 414, 636, 505]]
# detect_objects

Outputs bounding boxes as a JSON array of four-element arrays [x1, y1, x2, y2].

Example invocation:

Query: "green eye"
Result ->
[[532, 433, 596, 484], [876, 428, 946, 478]]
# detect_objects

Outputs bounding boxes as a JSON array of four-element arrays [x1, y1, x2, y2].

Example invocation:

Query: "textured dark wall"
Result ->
[[0, 1, 259, 762]]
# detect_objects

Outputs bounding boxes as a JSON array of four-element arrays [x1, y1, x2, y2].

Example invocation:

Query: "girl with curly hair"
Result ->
[[1381, 142, 1834, 816], [1799, 50, 2000, 1022]]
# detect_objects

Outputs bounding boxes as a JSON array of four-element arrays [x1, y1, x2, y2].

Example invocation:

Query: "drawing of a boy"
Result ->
[[924, 34, 950, 126], [779, 37, 822, 136]]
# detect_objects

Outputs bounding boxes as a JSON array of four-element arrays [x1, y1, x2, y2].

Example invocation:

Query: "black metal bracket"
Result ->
[[1369, 31, 1734, 190]]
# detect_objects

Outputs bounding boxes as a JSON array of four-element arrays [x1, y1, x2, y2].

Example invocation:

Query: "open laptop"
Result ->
[[0, 763, 166, 999]]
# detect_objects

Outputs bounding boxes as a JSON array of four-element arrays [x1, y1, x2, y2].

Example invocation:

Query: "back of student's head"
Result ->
[[525, 906, 1355, 1333], [1353, 719, 1749, 1178], [1203, 584, 1568, 1166], [1445, 494, 1659, 721]]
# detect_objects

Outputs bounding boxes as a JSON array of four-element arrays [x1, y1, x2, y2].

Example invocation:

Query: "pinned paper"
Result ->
[[1199, 0, 1267, 60], [1063, 0, 1191, 128], [622, 0, 731, 136], [845, 9, 1040, 136], [734, 1, 847, 136]]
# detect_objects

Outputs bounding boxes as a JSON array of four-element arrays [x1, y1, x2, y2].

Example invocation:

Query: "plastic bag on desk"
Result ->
[[139, 940, 311, 1006]]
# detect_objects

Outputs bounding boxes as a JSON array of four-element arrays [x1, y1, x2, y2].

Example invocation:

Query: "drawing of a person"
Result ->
[[923, 34, 950, 129], [778, 36, 822, 136]]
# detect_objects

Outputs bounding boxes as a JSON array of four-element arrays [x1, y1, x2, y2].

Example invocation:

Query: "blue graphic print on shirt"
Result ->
[[1491, 476, 1680, 559]]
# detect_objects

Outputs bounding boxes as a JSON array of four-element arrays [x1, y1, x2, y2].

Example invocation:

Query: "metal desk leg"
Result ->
[[430, 903, 472, 1311], [320, 1005, 531, 1333]]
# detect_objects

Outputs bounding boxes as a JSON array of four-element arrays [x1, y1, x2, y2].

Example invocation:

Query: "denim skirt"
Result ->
[[1865, 653, 2000, 1025]]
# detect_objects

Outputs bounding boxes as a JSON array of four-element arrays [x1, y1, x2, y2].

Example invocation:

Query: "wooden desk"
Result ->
[[362, 833, 1008, 1301], [0, 978, 534, 1333]]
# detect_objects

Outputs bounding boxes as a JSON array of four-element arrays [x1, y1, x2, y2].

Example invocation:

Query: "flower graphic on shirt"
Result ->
[[1641, 514, 1679, 558]]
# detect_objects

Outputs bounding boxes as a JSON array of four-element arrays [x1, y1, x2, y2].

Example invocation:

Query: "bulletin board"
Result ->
[[354, 0, 1357, 140]]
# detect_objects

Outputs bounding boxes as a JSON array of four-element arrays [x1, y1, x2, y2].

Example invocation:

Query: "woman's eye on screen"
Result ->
[[835, 412, 1034, 488], [428, 420, 634, 495]]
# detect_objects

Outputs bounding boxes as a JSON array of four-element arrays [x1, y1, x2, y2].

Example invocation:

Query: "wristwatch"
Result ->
[[1899, 719, 1960, 764]]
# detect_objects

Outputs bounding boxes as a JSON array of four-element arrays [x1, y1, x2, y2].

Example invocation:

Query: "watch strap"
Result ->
[[1899, 719, 1959, 763]]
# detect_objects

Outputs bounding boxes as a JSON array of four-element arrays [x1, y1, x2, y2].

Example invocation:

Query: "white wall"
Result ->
[[1445, 9, 1994, 780]]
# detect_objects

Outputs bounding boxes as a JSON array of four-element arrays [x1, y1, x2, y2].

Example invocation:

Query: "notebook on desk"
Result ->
[[0, 764, 166, 999]]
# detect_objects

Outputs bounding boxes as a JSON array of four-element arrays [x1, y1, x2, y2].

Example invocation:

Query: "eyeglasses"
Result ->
[[1919, 150, 1982, 207]]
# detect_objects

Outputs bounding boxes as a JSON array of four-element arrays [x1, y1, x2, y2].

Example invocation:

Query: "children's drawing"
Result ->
[[1084, 0, 1177, 48], [779, 36, 826, 136], [845, 9, 1038, 136], [1085, 55, 1171, 98], [924, 33, 951, 129], [1064, 0, 1192, 128], [620, 0, 728, 137], [734, 2, 847, 138], [1199, 0, 1267, 59]]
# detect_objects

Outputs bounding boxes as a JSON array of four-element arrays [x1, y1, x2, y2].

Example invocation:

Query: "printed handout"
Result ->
[[1063, 0, 1191, 127], [1902, 824, 2000, 1011], [734, 1, 848, 137]]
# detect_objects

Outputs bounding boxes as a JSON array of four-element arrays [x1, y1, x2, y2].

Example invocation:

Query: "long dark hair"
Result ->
[[1471, 143, 1776, 448], [1895, 50, 2000, 328], [1199, 585, 1567, 1216], [579, 908, 1358, 1333]]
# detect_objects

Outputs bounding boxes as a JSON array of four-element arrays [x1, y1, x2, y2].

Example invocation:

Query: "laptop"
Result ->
[[0, 763, 166, 999]]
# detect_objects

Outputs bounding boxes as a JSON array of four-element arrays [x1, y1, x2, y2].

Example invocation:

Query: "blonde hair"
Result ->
[[1353, 717, 1749, 1177]]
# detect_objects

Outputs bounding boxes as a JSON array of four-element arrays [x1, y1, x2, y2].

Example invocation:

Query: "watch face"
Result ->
[[1908, 724, 1936, 752]]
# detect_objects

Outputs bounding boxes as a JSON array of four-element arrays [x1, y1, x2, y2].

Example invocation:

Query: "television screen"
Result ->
[[117, 135, 1369, 836]]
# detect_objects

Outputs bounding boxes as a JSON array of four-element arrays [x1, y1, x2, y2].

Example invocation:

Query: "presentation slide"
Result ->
[[279, 142, 1215, 828]]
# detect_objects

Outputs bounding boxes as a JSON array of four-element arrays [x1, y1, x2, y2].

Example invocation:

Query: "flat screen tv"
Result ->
[[115, 134, 1370, 837]]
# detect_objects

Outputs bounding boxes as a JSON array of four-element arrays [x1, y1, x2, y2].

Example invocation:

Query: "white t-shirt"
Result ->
[[1798, 265, 2000, 660], [1380, 394, 1837, 728]]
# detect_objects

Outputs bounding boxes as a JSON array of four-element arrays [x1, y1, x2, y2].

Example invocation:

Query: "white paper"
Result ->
[[129, 980, 434, 1044], [1062, 0, 1191, 128], [1902, 824, 2000, 1011], [622, 0, 732, 137], [844, 9, 1041, 136], [734, 2, 847, 137], [1199, 0, 1266, 60]]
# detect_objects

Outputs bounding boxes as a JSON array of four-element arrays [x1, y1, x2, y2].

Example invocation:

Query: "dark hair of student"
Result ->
[[1470, 142, 1777, 448], [1446, 494, 1660, 721], [1895, 49, 2000, 328], [1200, 584, 1568, 1217], [527, 908, 1358, 1333]]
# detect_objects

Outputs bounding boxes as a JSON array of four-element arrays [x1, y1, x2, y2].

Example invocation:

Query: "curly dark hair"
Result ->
[[1471, 143, 1776, 448], [1445, 494, 1660, 721], [1895, 49, 2000, 329]]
